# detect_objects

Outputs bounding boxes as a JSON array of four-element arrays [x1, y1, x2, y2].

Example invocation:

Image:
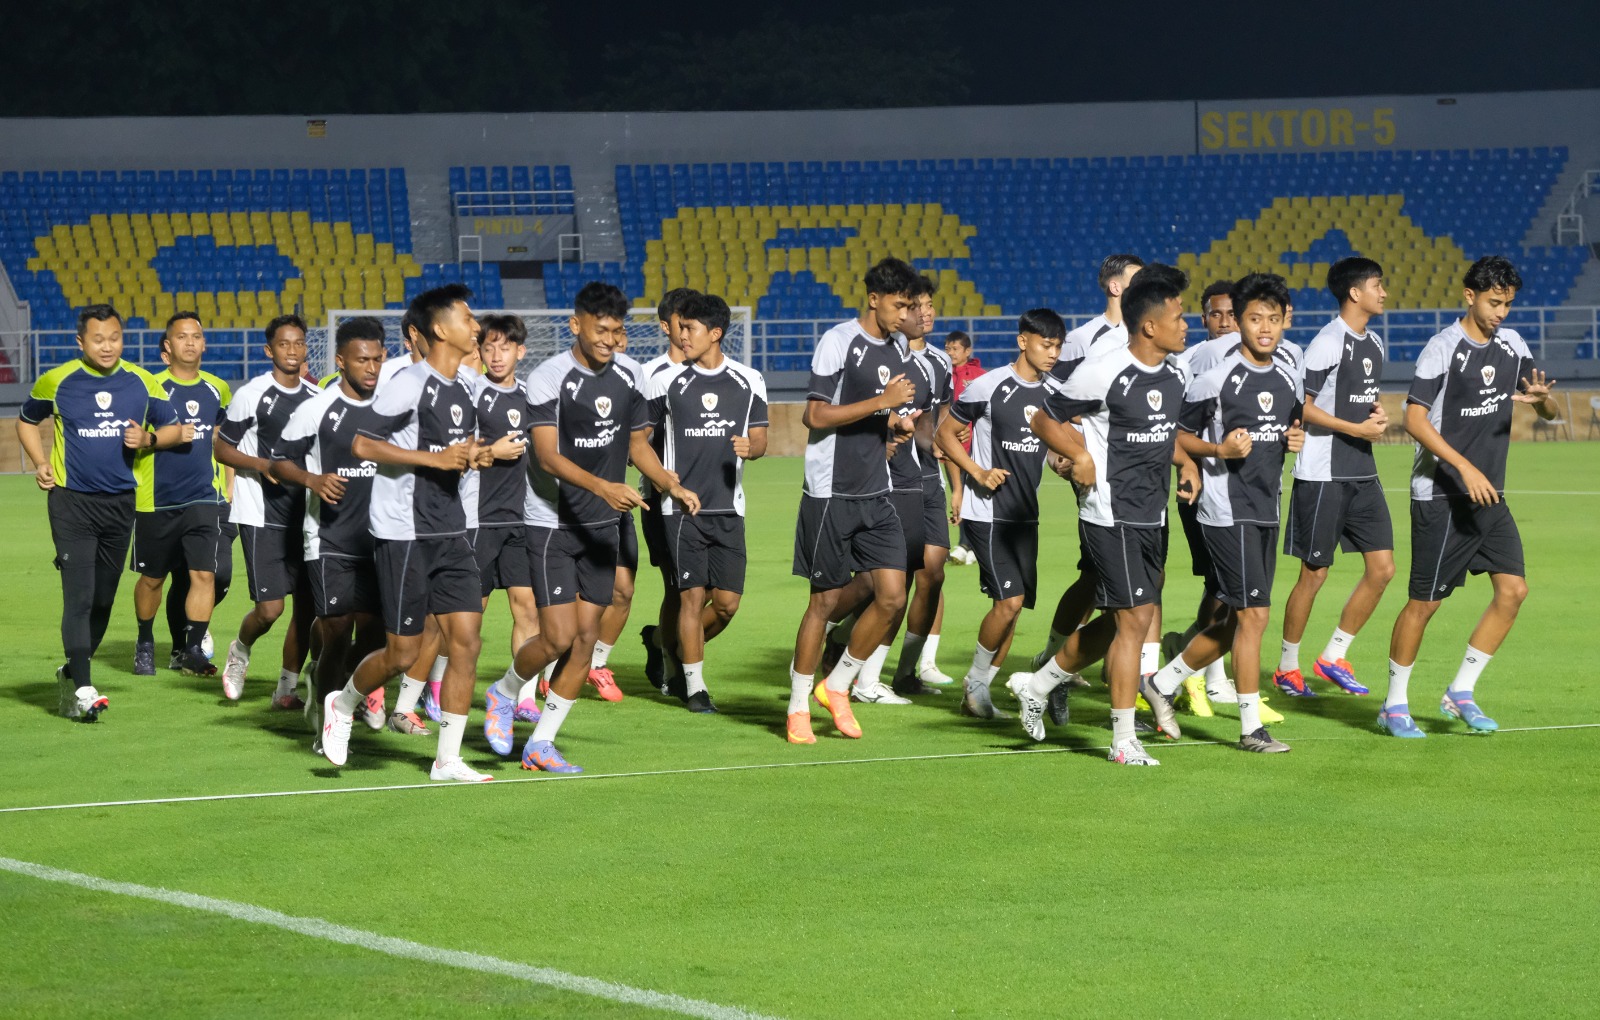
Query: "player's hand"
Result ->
[[890, 409, 920, 435], [1177, 460, 1202, 504], [732, 434, 753, 459], [599, 481, 647, 512], [668, 484, 701, 515], [1513, 368, 1556, 403], [180, 423, 197, 443], [975, 467, 1009, 490], [1047, 452, 1073, 480], [34, 462, 55, 491], [434, 441, 474, 472], [1459, 463, 1500, 506], [949, 503, 962, 525], [880, 374, 915, 408], [1217, 427, 1252, 459], [487, 433, 527, 461], [1287, 419, 1305, 453], [1068, 454, 1097, 488], [123, 422, 149, 449], [312, 473, 346, 503], [1353, 403, 1387, 441]]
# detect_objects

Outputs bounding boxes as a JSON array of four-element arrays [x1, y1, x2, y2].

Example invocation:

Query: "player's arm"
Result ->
[[15, 415, 52, 490], [1513, 366, 1558, 420], [1302, 398, 1385, 440], [530, 424, 644, 512], [350, 433, 470, 472], [629, 429, 699, 515], [1403, 402, 1498, 505], [214, 432, 275, 478], [935, 409, 1007, 489], [269, 428, 345, 503], [733, 426, 768, 461], [802, 374, 916, 430]]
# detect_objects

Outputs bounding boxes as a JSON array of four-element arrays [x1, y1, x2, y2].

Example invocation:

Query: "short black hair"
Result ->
[[657, 287, 697, 323], [679, 292, 731, 340], [1464, 255, 1523, 293], [910, 273, 938, 297], [1018, 307, 1066, 341], [863, 257, 920, 297], [335, 316, 386, 350], [945, 330, 971, 348], [1229, 272, 1292, 320], [398, 306, 426, 351], [408, 283, 473, 343], [1121, 264, 1188, 334], [263, 314, 307, 344], [1327, 257, 1384, 306], [165, 311, 202, 333], [574, 281, 629, 321], [77, 303, 122, 335], [1199, 280, 1234, 310], [478, 313, 527, 346], [1098, 253, 1145, 292]]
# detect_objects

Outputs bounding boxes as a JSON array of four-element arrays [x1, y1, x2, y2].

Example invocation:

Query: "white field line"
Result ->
[[2, 723, 1595, 817], [0, 856, 781, 1020]]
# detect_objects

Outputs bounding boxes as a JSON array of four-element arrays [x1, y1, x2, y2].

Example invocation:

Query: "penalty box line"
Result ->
[[1, 722, 1596, 817], [0, 855, 780, 1020]]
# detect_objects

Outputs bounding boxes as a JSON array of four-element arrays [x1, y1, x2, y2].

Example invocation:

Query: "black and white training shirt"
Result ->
[[888, 339, 937, 492], [1407, 320, 1537, 502], [1050, 314, 1125, 384], [949, 365, 1067, 524], [1295, 316, 1385, 482], [646, 357, 769, 516], [274, 386, 384, 559], [908, 342, 954, 481], [1054, 348, 1189, 528], [360, 361, 478, 541], [523, 349, 650, 529], [220, 373, 321, 528], [470, 377, 532, 529], [1180, 353, 1304, 528], [803, 320, 916, 500]]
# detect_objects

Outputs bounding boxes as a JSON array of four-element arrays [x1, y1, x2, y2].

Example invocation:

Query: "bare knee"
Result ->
[[255, 600, 285, 626], [712, 592, 740, 624], [1495, 575, 1529, 608]]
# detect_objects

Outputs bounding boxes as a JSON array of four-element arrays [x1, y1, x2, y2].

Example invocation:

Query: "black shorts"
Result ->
[[959, 519, 1039, 608], [239, 523, 306, 602], [641, 503, 669, 570], [792, 494, 906, 591], [130, 503, 227, 579], [885, 489, 927, 574], [1202, 523, 1278, 609], [921, 473, 950, 550], [664, 513, 747, 593], [528, 524, 618, 608], [1285, 478, 1394, 568], [1081, 522, 1165, 609], [48, 487, 135, 569], [1175, 499, 1218, 585], [373, 535, 482, 636], [309, 554, 381, 618], [618, 509, 640, 573], [1409, 498, 1525, 601], [471, 525, 529, 596]]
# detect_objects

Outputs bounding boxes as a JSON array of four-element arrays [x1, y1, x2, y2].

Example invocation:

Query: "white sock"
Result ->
[[530, 692, 574, 744], [1110, 707, 1136, 746], [788, 663, 813, 715], [1027, 656, 1075, 699], [1042, 627, 1070, 659], [895, 633, 926, 680], [436, 711, 467, 763], [276, 669, 298, 697], [234, 635, 253, 654], [1278, 639, 1300, 673], [856, 644, 891, 688], [965, 643, 998, 688], [333, 679, 361, 716], [683, 661, 706, 696], [591, 640, 614, 670], [493, 666, 525, 701], [1140, 642, 1159, 675], [1238, 692, 1262, 735], [1204, 659, 1228, 685], [1152, 655, 1191, 697], [919, 633, 941, 672], [823, 619, 839, 640], [429, 656, 448, 683], [395, 675, 425, 714], [1449, 645, 1492, 695], [517, 679, 543, 703], [540, 660, 557, 683], [1385, 659, 1412, 709], [1320, 628, 1355, 663], [824, 651, 864, 694]]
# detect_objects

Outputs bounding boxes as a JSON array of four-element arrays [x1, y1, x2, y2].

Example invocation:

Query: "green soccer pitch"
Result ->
[[3, 444, 1597, 1018]]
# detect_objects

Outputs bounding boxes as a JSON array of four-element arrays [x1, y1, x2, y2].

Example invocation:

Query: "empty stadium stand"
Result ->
[[448, 165, 575, 215]]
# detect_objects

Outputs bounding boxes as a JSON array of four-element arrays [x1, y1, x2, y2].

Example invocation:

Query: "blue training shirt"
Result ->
[[21, 359, 178, 495], [134, 369, 232, 511]]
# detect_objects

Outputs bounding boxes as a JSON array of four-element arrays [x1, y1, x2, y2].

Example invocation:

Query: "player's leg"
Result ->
[[1276, 561, 1327, 695], [132, 573, 164, 676], [1309, 481, 1395, 695], [1380, 499, 1458, 738], [430, 606, 490, 781], [223, 524, 286, 699], [520, 598, 603, 773], [1028, 534, 1099, 670], [851, 490, 924, 701], [589, 510, 637, 700], [788, 495, 849, 742], [1436, 503, 1526, 732], [272, 570, 314, 709], [898, 473, 953, 691], [166, 504, 223, 675], [967, 594, 1024, 719], [46, 490, 116, 719]]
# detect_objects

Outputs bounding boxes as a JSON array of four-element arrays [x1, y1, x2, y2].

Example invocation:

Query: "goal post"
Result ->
[[315, 307, 754, 379]]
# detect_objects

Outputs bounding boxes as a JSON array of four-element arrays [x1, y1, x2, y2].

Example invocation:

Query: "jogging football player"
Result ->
[[1077, 253, 1145, 358], [943, 330, 981, 566], [1144, 273, 1305, 753], [1380, 256, 1554, 738], [270, 318, 393, 731], [17, 303, 186, 721], [1007, 267, 1197, 764], [1273, 257, 1395, 699], [645, 292, 768, 712], [483, 282, 695, 774], [214, 315, 321, 707], [934, 309, 1066, 719], [129, 312, 232, 678], [787, 257, 919, 744]]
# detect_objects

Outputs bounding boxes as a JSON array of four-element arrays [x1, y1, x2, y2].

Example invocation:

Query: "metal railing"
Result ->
[[450, 190, 577, 217]]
